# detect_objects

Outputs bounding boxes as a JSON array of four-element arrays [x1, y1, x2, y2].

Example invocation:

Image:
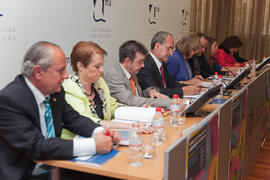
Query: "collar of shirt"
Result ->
[[150, 52, 162, 73], [24, 76, 47, 137], [120, 63, 131, 79], [24, 77, 47, 104], [120, 63, 139, 95]]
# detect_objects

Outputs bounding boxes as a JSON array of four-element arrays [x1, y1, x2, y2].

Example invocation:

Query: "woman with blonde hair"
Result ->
[[167, 32, 204, 84]]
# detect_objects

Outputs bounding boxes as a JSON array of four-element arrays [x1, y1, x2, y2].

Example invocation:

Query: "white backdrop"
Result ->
[[0, 0, 190, 88]]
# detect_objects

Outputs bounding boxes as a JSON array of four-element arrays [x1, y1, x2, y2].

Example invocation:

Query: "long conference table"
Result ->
[[38, 67, 270, 180]]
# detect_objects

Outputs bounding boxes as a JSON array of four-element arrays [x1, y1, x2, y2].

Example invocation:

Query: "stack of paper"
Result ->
[[202, 82, 213, 88], [114, 106, 156, 123]]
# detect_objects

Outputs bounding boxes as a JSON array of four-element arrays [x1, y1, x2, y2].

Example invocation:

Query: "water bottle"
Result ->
[[251, 59, 256, 77], [213, 72, 219, 86], [216, 75, 224, 99], [170, 94, 180, 126], [129, 122, 143, 167], [152, 107, 164, 145]]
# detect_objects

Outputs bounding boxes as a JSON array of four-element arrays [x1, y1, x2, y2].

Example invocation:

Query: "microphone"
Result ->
[[194, 69, 232, 96], [197, 70, 228, 87], [222, 66, 237, 77]]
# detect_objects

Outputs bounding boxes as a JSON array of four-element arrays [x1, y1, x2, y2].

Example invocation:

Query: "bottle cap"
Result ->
[[218, 75, 222, 78], [172, 94, 179, 99], [214, 72, 218, 75], [156, 107, 162, 112]]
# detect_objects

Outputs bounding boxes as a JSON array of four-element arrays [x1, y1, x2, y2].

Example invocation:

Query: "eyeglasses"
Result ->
[[163, 45, 174, 52]]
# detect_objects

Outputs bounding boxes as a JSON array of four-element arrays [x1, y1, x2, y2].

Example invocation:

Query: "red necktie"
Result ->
[[129, 76, 137, 95], [160, 65, 165, 88]]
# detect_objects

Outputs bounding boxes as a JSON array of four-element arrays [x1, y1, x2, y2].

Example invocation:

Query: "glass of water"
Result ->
[[178, 104, 186, 125], [142, 134, 155, 159]]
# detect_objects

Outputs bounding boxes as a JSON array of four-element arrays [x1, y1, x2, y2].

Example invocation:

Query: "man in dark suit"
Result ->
[[105, 40, 172, 108], [188, 33, 227, 78], [137, 31, 201, 98], [0, 41, 120, 180]]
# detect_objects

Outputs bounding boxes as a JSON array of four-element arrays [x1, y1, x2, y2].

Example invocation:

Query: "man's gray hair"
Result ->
[[150, 31, 173, 50], [21, 41, 60, 77]]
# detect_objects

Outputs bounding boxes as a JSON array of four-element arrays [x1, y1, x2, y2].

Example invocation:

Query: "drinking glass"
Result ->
[[143, 134, 155, 159]]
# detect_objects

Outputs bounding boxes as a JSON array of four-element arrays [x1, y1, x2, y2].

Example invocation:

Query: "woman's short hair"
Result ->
[[218, 36, 242, 54], [70, 41, 107, 73], [175, 32, 200, 57]]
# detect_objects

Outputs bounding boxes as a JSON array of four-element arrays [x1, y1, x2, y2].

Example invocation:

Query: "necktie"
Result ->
[[160, 64, 166, 88], [184, 60, 193, 79], [193, 56, 201, 75], [43, 98, 55, 139], [129, 76, 137, 96]]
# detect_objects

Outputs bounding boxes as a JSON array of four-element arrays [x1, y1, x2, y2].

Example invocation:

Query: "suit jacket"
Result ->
[[137, 54, 185, 98], [233, 53, 247, 63], [0, 75, 99, 180], [167, 50, 193, 81], [61, 76, 119, 139], [188, 55, 218, 78], [104, 63, 171, 108]]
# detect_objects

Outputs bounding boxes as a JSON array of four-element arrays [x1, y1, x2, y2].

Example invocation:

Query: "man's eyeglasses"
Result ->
[[163, 45, 174, 52]]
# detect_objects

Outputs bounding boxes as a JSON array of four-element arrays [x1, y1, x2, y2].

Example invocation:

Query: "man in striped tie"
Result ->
[[0, 41, 120, 180]]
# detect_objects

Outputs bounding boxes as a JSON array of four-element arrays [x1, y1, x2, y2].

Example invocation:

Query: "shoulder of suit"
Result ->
[[62, 78, 84, 97], [144, 55, 154, 65], [0, 75, 28, 97], [105, 64, 121, 79]]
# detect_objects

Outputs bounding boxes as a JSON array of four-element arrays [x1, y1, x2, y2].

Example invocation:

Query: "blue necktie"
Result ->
[[43, 97, 55, 139]]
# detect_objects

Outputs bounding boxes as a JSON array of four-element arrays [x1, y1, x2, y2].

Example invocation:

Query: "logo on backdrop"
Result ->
[[181, 9, 189, 26], [148, 4, 159, 24], [92, 0, 111, 23], [0, 12, 17, 41]]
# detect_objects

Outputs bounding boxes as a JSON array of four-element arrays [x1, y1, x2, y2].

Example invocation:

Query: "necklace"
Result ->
[[85, 87, 96, 108]]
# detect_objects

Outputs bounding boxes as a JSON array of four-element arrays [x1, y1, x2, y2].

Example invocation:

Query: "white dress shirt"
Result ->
[[150, 52, 162, 74], [150, 52, 166, 88]]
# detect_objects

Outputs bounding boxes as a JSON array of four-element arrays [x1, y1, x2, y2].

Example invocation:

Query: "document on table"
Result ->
[[222, 77, 234, 81], [72, 150, 119, 166], [114, 106, 156, 123], [183, 92, 204, 99], [202, 82, 213, 88], [115, 129, 130, 146], [71, 135, 119, 166]]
